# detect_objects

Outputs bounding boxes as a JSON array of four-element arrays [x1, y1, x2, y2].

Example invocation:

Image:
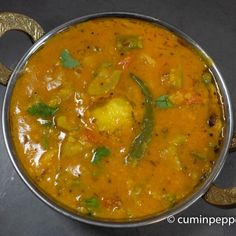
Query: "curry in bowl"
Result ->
[[10, 18, 224, 220]]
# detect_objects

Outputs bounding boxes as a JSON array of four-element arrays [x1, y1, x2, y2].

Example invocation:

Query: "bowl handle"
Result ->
[[0, 12, 44, 86], [204, 133, 236, 206]]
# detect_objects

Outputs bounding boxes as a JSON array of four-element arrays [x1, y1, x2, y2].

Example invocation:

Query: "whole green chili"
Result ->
[[126, 73, 154, 166]]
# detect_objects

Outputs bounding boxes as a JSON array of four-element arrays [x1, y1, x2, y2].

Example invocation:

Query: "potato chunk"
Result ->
[[62, 135, 89, 156], [56, 116, 75, 131], [91, 98, 133, 132]]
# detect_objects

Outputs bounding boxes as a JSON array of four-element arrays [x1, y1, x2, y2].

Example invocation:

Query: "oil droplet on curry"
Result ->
[[10, 18, 224, 219]]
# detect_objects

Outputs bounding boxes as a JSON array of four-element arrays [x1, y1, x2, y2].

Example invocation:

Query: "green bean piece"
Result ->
[[116, 35, 143, 51], [126, 73, 154, 165]]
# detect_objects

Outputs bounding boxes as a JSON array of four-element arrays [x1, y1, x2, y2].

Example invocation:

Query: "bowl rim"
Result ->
[[2, 11, 233, 227]]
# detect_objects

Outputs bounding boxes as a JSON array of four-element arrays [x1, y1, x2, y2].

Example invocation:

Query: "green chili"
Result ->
[[126, 73, 154, 165]]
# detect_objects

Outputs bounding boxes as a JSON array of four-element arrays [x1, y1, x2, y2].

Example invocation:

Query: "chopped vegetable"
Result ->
[[81, 196, 100, 215], [84, 196, 100, 208], [126, 74, 154, 165], [57, 85, 74, 100], [202, 71, 212, 85], [169, 66, 183, 88], [156, 95, 173, 109], [100, 62, 113, 68], [168, 91, 184, 105], [37, 118, 54, 126], [131, 185, 142, 196], [60, 49, 80, 68], [40, 150, 56, 166], [62, 136, 84, 156], [190, 151, 207, 161], [91, 97, 133, 132], [42, 134, 49, 150], [172, 135, 188, 146], [140, 54, 156, 67], [88, 66, 122, 95], [91, 146, 111, 165], [56, 116, 75, 131], [163, 193, 176, 207], [27, 102, 59, 117], [46, 78, 62, 91], [56, 169, 80, 190], [116, 35, 143, 51], [160, 146, 182, 170]]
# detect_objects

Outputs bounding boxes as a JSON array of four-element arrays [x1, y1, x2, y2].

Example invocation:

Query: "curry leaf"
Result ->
[[91, 146, 111, 165], [60, 49, 80, 68], [156, 95, 173, 109], [27, 102, 59, 117]]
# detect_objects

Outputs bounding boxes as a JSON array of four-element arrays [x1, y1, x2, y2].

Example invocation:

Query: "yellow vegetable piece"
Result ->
[[91, 98, 133, 132], [88, 68, 121, 95], [62, 136, 84, 156], [57, 85, 74, 100], [40, 150, 56, 167], [140, 54, 156, 67], [169, 91, 184, 105], [56, 116, 75, 131], [172, 135, 188, 146], [169, 66, 183, 88]]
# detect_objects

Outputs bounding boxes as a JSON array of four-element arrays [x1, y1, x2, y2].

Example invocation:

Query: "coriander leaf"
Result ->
[[91, 146, 111, 165], [156, 95, 173, 109], [84, 196, 100, 209], [27, 102, 59, 117], [60, 49, 80, 68]]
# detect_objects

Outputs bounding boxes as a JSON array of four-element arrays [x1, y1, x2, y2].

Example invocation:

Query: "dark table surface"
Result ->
[[0, 0, 236, 235]]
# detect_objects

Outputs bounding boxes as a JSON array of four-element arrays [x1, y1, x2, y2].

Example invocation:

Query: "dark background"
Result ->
[[0, 0, 236, 235]]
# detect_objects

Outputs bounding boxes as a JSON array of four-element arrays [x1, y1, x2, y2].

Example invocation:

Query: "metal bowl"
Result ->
[[0, 12, 235, 227]]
